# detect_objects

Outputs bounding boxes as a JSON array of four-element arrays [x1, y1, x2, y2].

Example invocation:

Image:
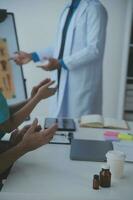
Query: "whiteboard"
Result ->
[[0, 12, 27, 105]]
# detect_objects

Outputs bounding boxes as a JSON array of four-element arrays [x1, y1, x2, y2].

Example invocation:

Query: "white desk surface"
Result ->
[[1, 119, 133, 200]]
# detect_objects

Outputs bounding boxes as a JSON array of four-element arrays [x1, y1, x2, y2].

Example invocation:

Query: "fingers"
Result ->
[[19, 125, 31, 136], [42, 124, 58, 138], [36, 78, 51, 90], [12, 51, 24, 58], [36, 58, 52, 71], [36, 65, 49, 71], [44, 57, 57, 64], [38, 78, 51, 86], [20, 124, 41, 133], [40, 124, 57, 144], [47, 86, 57, 97], [20, 123, 57, 151], [38, 81, 56, 96], [10, 129, 19, 141], [43, 80, 55, 88], [8, 52, 19, 61], [49, 87, 57, 95], [35, 79, 54, 91], [9, 52, 20, 60], [26, 118, 38, 135], [13, 56, 22, 65], [22, 125, 31, 130], [8, 51, 30, 65], [10, 129, 21, 146], [35, 125, 42, 132], [40, 84, 57, 96]]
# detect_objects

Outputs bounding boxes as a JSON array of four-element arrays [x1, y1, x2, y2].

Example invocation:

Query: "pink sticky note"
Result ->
[[104, 131, 119, 137]]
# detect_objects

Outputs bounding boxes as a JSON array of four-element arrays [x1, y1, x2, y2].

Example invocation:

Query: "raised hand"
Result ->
[[35, 80, 57, 101], [31, 78, 51, 98]]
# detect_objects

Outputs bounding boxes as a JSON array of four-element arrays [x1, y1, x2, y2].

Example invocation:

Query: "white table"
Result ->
[[1, 120, 133, 200]]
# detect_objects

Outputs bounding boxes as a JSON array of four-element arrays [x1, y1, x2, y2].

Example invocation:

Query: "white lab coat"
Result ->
[[37, 0, 108, 118]]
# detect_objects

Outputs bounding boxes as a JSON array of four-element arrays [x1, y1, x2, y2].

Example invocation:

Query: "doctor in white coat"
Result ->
[[13, 0, 108, 119]]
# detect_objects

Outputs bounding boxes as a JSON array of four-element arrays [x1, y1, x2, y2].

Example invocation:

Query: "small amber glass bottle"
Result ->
[[100, 164, 111, 188], [93, 174, 100, 190]]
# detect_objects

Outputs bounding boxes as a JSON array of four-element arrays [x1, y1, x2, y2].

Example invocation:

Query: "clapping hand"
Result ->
[[10, 124, 41, 147], [31, 78, 52, 98], [35, 79, 57, 101], [19, 119, 58, 152]]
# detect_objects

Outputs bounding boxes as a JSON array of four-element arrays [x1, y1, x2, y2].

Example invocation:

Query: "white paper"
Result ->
[[50, 132, 70, 144]]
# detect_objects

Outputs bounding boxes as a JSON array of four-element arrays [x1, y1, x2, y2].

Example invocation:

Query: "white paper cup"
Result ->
[[106, 150, 126, 179]]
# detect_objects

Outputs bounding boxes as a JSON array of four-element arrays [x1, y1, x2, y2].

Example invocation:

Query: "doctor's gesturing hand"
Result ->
[[10, 51, 32, 65], [37, 57, 60, 71]]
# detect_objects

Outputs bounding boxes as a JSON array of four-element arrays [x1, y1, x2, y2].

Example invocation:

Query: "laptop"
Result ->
[[70, 139, 113, 162]]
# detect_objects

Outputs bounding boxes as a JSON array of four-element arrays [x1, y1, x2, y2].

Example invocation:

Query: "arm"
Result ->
[[0, 95, 40, 133], [9, 100, 29, 115], [0, 119, 57, 174], [0, 80, 57, 133], [10, 47, 54, 65], [9, 78, 51, 115], [0, 143, 26, 174]]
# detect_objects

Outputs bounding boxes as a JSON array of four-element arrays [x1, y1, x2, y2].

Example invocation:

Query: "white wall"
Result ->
[[0, 0, 130, 119]]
